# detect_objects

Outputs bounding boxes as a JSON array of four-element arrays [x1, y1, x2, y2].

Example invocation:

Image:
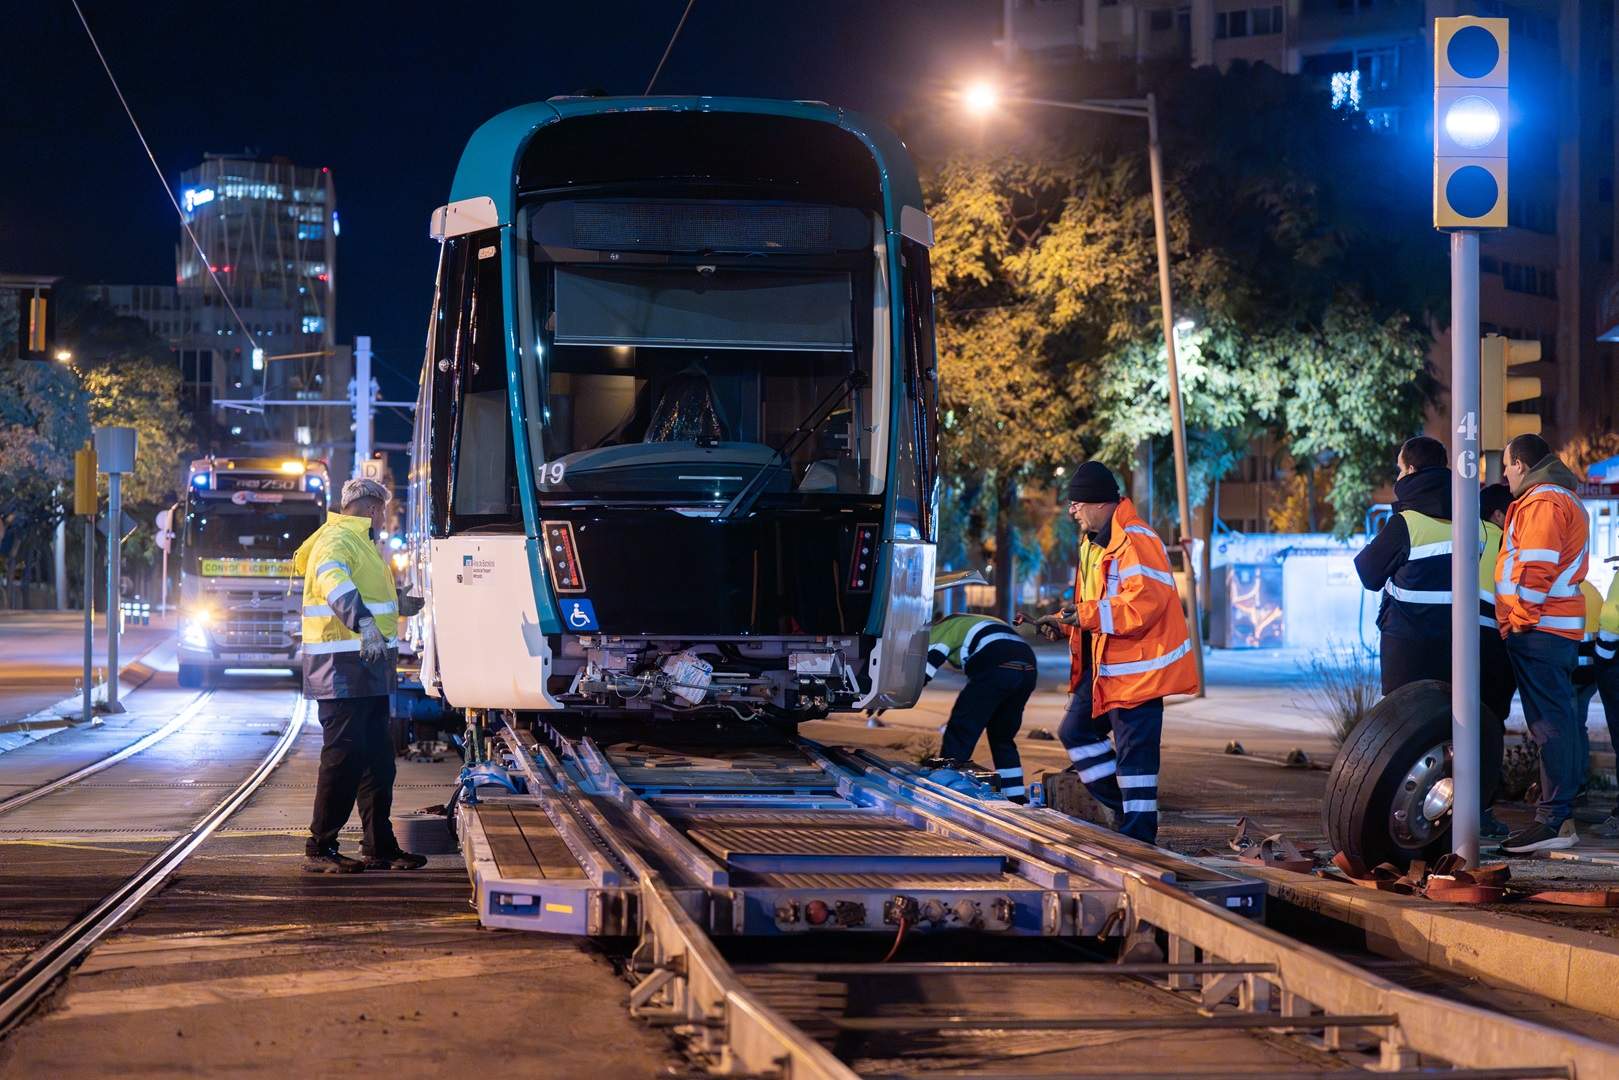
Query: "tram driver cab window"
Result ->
[[533, 258, 879, 503]]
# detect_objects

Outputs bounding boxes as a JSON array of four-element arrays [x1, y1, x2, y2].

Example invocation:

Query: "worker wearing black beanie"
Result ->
[[1066, 461, 1121, 505], [1026, 459, 1198, 844]]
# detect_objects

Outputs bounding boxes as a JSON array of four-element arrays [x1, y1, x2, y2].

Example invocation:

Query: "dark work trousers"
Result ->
[[307, 695, 401, 857], [1058, 673, 1164, 844], [1479, 629, 1514, 813], [940, 639, 1037, 802], [1505, 631, 1580, 827], [1597, 662, 1619, 816], [1378, 631, 1449, 696]]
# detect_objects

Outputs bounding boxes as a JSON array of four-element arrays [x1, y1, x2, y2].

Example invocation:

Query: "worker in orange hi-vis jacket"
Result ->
[[1032, 461, 1199, 845], [1494, 434, 1589, 855]]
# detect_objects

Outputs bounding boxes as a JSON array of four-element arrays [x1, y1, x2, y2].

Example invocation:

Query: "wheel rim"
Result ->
[[1388, 740, 1452, 849]]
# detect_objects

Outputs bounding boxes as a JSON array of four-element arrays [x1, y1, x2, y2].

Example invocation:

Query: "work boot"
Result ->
[[1500, 819, 1578, 855], [1479, 809, 1509, 839], [363, 850, 428, 871], [303, 850, 365, 874]]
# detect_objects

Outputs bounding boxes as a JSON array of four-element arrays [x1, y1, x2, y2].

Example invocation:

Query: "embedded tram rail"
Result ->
[[0, 691, 307, 1034], [454, 714, 1619, 1078]]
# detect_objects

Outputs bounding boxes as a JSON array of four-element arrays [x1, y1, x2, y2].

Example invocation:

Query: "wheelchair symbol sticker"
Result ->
[[565, 599, 599, 632]]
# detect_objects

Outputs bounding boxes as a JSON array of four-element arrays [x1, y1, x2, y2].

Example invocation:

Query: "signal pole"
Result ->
[[1450, 234, 1482, 867], [75, 444, 97, 726], [93, 427, 137, 715], [1434, 14, 1509, 867]]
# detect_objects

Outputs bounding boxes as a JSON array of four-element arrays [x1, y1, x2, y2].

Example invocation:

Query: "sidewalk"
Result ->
[[0, 611, 172, 755]]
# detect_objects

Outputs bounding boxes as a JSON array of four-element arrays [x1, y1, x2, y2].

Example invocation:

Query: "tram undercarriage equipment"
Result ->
[[562, 637, 860, 717], [458, 716, 1262, 937]]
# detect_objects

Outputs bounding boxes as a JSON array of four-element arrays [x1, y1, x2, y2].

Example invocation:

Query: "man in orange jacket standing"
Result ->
[[1037, 462, 1201, 844], [1496, 434, 1589, 854]]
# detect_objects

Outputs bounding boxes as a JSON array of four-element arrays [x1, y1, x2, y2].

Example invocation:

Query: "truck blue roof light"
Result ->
[[191, 473, 208, 489]]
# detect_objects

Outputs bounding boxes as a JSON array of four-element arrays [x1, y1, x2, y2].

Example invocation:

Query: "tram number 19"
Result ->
[[544, 462, 567, 485]]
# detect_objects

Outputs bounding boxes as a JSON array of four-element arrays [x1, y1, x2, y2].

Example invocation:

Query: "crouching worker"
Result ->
[[924, 613, 1037, 803], [1036, 462, 1200, 844], [295, 477, 427, 873]]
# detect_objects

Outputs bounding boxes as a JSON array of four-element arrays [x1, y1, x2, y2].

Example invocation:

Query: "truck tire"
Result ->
[[178, 663, 204, 689], [1323, 679, 1500, 869]]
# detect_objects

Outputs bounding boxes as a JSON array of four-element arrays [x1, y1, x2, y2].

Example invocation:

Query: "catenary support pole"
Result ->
[[1146, 92, 1206, 697], [106, 471, 123, 715], [354, 335, 372, 478], [1451, 230, 1481, 867]]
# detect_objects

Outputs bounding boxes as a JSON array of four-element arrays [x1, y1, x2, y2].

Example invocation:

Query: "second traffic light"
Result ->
[[1480, 333, 1541, 451]]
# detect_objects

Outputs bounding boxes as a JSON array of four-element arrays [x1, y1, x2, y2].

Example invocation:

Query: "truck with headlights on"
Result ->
[[176, 457, 329, 687]]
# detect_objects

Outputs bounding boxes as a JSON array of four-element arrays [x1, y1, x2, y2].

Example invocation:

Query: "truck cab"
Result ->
[[176, 457, 330, 688]]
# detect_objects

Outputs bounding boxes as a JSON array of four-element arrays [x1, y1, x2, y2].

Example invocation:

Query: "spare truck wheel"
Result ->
[[1323, 679, 1501, 870]]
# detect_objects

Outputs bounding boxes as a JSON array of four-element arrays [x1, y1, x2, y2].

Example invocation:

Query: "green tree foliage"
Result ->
[[0, 362, 90, 603], [81, 360, 190, 510], [927, 61, 1439, 569]]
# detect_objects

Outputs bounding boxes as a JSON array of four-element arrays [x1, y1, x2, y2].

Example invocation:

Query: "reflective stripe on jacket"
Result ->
[[1377, 510, 1463, 636], [1068, 498, 1199, 712], [292, 511, 399, 699], [1495, 482, 1589, 640], [925, 615, 1026, 682], [1598, 571, 1619, 662]]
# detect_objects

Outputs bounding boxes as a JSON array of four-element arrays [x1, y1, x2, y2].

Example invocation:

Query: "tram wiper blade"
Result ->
[[714, 370, 869, 524]]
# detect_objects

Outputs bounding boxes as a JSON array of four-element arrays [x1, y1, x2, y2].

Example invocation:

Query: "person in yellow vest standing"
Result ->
[[1037, 462, 1199, 844], [293, 477, 426, 873], [1592, 566, 1619, 837], [1495, 434, 1589, 854]]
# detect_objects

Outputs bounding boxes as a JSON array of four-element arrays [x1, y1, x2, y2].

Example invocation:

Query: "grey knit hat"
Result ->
[[339, 477, 390, 509]]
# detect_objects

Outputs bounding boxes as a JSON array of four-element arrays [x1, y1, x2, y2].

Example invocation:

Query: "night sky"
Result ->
[[6, 0, 997, 424]]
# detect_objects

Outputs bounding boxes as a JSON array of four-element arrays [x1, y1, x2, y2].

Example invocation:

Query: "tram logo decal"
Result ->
[[564, 599, 599, 631], [456, 555, 497, 586]]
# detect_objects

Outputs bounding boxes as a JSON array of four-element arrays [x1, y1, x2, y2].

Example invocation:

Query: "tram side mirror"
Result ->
[[934, 568, 987, 593]]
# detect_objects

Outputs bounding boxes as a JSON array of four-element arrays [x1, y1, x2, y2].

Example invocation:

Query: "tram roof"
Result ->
[[448, 96, 923, 230]]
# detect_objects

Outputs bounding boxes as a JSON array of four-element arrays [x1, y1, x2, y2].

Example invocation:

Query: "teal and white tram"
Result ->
[[407, 96, 939, 724]]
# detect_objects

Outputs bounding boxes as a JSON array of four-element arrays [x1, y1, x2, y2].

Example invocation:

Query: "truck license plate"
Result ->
[[235, 652, 286, 662]]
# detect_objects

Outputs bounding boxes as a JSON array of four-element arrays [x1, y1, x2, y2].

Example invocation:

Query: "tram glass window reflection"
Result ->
[[897, 237, 939, 542], [531, 253, 880, 502], [428, 230, 520, 535]]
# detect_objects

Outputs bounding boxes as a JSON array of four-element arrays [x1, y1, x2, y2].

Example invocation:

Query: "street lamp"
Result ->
[[961, 80, 1002, 118], [959, 81, 1206, 696], [54, 349, 73, 364]]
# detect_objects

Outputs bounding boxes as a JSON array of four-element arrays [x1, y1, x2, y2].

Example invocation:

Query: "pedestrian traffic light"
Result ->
[[1480, 333, 1541, 451], [1434, 17, 1509, 229], [73, 444, 97, 517]]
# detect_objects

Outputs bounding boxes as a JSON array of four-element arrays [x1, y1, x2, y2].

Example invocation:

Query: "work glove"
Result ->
[[397, 593, 424, 618], [358, 617, 386, 664]]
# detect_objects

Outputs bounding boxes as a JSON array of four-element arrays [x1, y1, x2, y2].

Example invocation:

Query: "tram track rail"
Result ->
[[0, 694, 309, 1036], [0, 690, 215, 818], [498, 724, 1618, 1079]]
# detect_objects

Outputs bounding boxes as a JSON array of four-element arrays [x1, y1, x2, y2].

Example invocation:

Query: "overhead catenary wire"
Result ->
[[68, 0, 262, 373], [644, 0, 696, 95]]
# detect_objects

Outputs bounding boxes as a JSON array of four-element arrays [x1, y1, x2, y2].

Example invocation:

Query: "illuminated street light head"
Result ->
[[54, 349, 72, 364], [961, 80, 1001, 118]]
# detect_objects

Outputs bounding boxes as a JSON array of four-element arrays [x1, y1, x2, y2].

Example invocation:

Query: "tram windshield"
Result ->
[[522, 202, 885, 504]]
